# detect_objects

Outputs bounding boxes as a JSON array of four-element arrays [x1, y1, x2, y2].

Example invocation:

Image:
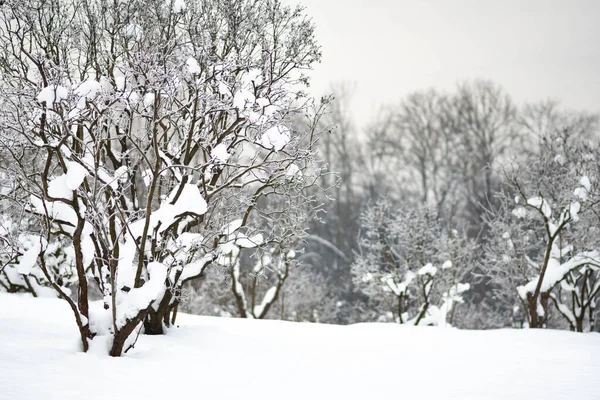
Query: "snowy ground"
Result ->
[[1, 293, 599, 400]]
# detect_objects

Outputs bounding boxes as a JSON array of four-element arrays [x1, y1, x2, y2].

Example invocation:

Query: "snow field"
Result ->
[[1, 293, 599, 400]]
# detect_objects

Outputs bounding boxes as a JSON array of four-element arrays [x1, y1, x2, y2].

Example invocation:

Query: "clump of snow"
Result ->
[[74, 79, 101, 99], [256, 97, 270, 108], [512, 207, 527, 218], [179, 253, 214, 282], [222, 219, 243, 236], [115, 76, 126, 91], [127, 184, 208, 241], [186, 57, 200, 74], [285, 164, 302, 180], [569, 201, 581, 221], [383, 276, 401, 296], [143, 93, 156, 108], [233, 88, 255, 111], [172, 0, 186, 12], [437, 283, 470, 327], [580, 176, 591, 192], [0, 219, 12, 236], [115, 262, 168, 329], [574, 176, 591, 200], [37, 85, 69, 105], [47, 174, 73, 199], [217, 81, 230, 96], [65, 161, 87, 191], [418, 263, 437, 276], [233, 233, 263, 248], [95, 167, 119, 191], [114, 166, 129, 183], [16, 236, 43, 275], [29, 167, 91, 235], [165, 184, 208, 217], [80, 222, 95, 268], [574, 187, 587, 200], [527, 197, 552, 218], [142, 169, 152, 187], [211, 144, 230, 163], [241, 69, 263, 87], [260, 125, 291, 151], [560, 280, 575, 292]]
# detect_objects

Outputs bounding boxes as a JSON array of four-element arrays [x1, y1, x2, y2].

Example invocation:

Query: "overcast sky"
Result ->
[[287, 0, 600, 127]]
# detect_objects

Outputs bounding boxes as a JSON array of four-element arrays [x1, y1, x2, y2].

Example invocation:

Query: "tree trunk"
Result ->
[[527, 292, 549, 328], [143, 291, 174, 335], [527, 293, 541, 328], [576, 316, 584, 332], [110, 307, 151, 357]]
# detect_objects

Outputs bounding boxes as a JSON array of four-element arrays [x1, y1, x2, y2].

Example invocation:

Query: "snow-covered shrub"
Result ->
[[351, 200, 476, 326], [0, 0, 325, 355], [484, 133, 600, 330], [214, 222, 298, 319], [0, 209, 77, 297]]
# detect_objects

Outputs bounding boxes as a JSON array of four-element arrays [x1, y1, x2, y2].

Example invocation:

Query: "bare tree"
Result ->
[[518, 100, 599, 151]]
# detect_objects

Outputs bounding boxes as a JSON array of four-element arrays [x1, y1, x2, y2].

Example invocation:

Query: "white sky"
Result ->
[[286, 0, 600, 128]]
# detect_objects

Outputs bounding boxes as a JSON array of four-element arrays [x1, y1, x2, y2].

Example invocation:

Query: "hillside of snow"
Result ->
[[1, 293, 599, 400]]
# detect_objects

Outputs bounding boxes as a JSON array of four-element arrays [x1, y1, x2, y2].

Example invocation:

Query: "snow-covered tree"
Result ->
[[352, 200, 476, 326], [484, 134, 600, 330], [0, 0, 325, 355]]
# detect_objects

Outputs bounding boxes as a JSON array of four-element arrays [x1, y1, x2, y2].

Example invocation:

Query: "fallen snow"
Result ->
[[2, 293, 598, 399]]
